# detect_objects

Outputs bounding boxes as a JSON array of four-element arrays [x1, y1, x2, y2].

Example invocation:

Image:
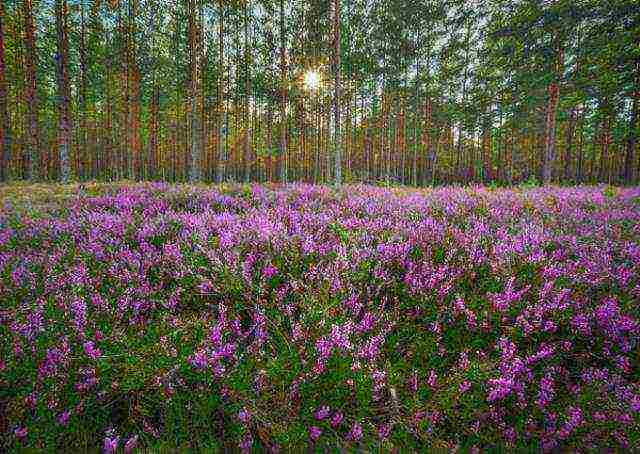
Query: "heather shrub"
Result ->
[[1, 183, 639, 452]]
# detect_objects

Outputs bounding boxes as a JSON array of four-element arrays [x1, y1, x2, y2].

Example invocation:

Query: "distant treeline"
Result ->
[[0, 0, 638, 186]]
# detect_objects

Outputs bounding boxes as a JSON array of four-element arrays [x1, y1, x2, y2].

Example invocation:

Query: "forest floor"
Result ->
[[1, 182, 640, 451]]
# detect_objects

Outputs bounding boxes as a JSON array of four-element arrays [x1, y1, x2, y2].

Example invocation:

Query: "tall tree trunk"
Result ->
[[481, 112, 492, 184], [562, 106, 577, 182], [279, 0, 288, 183], [598, 104, 611, 183], [425, 98, 436, 186], [332, 0, 342, 185], [78, 0, 88, 180], [188, 0, 201, 183], [147, 1, 158, 180], [216, 0, 226, 183], [623, 59, 639, 185], [541, 37, 564, 184], [23, 0, 39, 180], [243, 0, 252, 183], [55, 0, 72, 183], [575, 107, 585, 184], [0, 2, 11, 181]]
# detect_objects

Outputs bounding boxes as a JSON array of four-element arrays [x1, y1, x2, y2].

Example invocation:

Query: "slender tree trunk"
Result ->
[[188, 0, 201, 183], [542, 38, 564, 184], [332, 0, 342, 185], [279, 0, 288, 183], [598, 104, 611, 183], [78, 0, 88, 180], [482, 112, 492, 184], [55, 0, 72, 183], [0, 2, 11, 181], [23, 0, 39, 180], [562, 106, 577, 182], [243, 0, 252, 183], [216, 0, 226, 183], [575, 108, 585, 184], [623, 59, 639, 184]]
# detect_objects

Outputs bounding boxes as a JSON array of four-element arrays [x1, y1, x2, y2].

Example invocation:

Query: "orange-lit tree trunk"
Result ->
[[623, 58, 639, 184], [55, 0, 72, 182], [0, 2, 11, 181], [562, 106, 577, 182], [598, 102, 611, 183], [147, 1, 159, 180], [332, 0, 341, 185], [216, 0, 226, 183], [128, 0, 141, 180], [23, 0, 39, 180], [187, 0, 202, 182], [481, 113, 492, 184], [78, 0, 88, 179], [279, 0, 288, 183], [424, 97, 435, 186], [541, 37, 564, 184], [243, 0, 252, 183]]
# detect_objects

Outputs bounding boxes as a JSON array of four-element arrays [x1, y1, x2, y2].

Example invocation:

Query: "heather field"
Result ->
[[2, 183, 640, 452]]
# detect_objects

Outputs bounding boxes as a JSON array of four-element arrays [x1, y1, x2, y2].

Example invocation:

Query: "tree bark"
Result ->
[[541, 38, 564, 184], [332, 0, 342, 185], [188, 0, 202, 183], [216, 0, 226, 183], [279, 0, 288, 183], [562, 106, 577, 182], [55, 0, 72, 183], [23, 0, 39, 181], [623, 59, 639, 185], [0, 2, 11, 181]]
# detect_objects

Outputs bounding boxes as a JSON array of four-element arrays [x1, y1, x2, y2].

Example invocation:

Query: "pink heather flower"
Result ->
[[357, 312, 376, 333], [309, 426, 322, 441], [239, 433, 253, 453], [15, 426, 28, 439], [238, 407, 251, 424], [330, 411, 344, 428], [262, 263, 278, 279], [459, 380, 471, 394], [83, 340, 101, 360], [315, 405, 331, 420], [426, 369, 438, 388], [57, 410, 71, 426], [407, 371, 418, 393], [103, 433, 119, 454], [348, 422, 363, 442], [124, 435, 139, 454], [378, 423, 391, 439]]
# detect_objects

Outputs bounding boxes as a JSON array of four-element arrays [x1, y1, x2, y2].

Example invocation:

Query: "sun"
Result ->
[[303, 69, 322, 91]]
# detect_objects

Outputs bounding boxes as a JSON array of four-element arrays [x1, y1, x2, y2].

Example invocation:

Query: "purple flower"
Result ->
[[83, 340, 101, 360], [124, 435, 139, 454], [459, 380, 471, 394], [57, 410, 71, 426], [103, 433, 119, 454], [238, 407, 251, 424], [262, 263, 278, 279], [348, 422, 363, 442], [427, 370, 438, 388], [330, 411, 344, 428], [378, 423, 391, 439], [309, 426, 322, 441], [14, 426, 28, 439], [315, 405, 330, 420], [239, 433, 253, 453]]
